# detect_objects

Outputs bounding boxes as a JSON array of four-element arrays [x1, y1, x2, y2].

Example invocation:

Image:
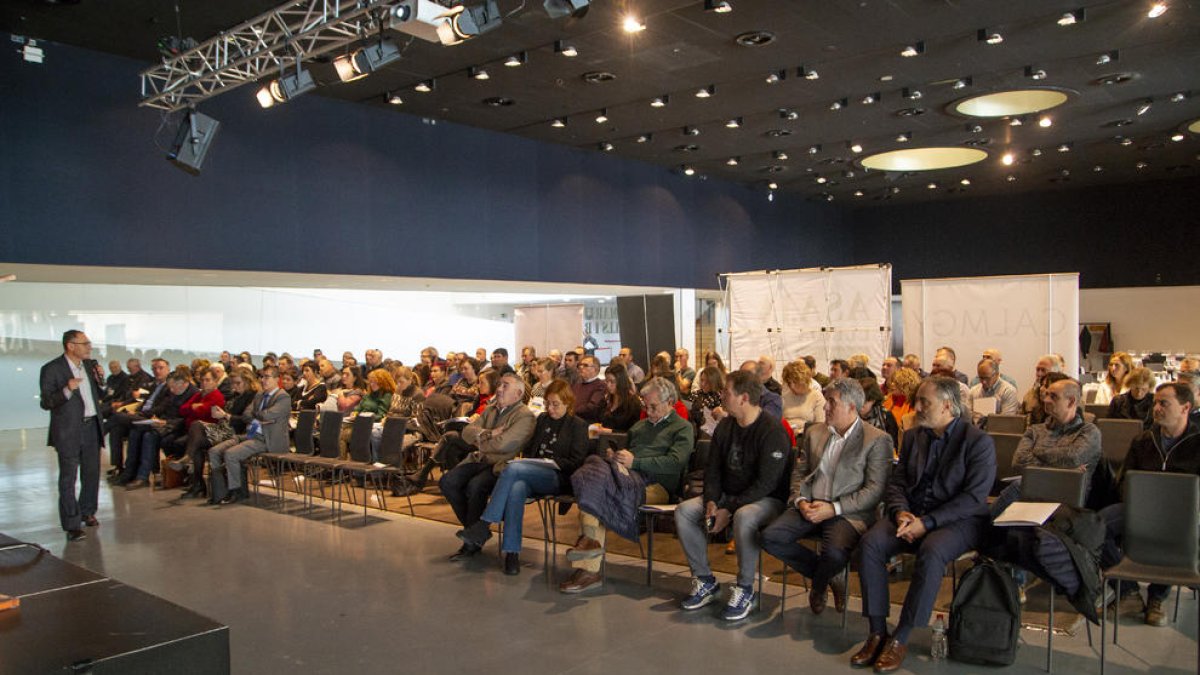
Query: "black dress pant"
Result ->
[[438, 461, 497, 528], [57, 420, 101, 531]]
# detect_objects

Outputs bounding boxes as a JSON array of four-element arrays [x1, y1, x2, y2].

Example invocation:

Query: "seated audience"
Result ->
[[852, 377, 995, 672], [598, 363, 642, 433], [529, 357, 556, 399], [334, 365, 365, 412], [423, 361, 452, 400], [340, 369, 395, 459], [930, 354, 973, 411], [369, 365, 425, 463], [858, 377, 899, 445], [1094, 351, 1134, 406], [737, 360, 782, 421], [805, 355, 829, 388], [102, 360, 132, 409], [969, 357, 1021, 425], [318, 358, 341, 390], [450, 358, 481, 408], [279, 368, 300, 403], [207, 367, 291, 505], [559, 377, 694, 594], [571, 355, 607, 423], [829, 359, 850, 380], [126, 357, 155, 393], [618, 347, 646, 383], [1107, 366, 1155, 428], [1022, 354, 1064, 424], [557, 350, 581, 386], [457, 380, 588, 575], [702, 350, 727, 375], [488, 348, 515, 377], [177, 370, 258, 499], [935, 346, 970, 385], [296, 361, 329, 411], [758, 355, 783, 395], [688, 366, 724, 438], [780, 359, 826, 435], [762, 378, 892, 616], [675, 348, 696, 395], [441, 372, 536, 561], [901, 353, 925, 378], [970, 348, 1018, 389], [117, 372, 196, 489], [675, 371, 791, 621]]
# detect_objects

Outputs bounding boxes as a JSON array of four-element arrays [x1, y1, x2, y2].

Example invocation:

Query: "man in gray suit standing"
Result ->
[[761, 378, 893, 615], [206, 366, 291, 505], [39, 330, 106, 541]]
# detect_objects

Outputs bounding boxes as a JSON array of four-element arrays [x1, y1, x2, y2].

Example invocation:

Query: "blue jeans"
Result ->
[[480, 462, 561, 553]]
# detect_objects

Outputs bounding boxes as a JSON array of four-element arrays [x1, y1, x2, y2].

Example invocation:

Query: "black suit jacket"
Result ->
[[40, 354, 106, 451], [885, 417, 995, 530]]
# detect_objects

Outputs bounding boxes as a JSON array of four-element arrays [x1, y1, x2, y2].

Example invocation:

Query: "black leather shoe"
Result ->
[[457, 521, 493, 548], [66, 529, 87, 542], [219, 490, 245, 505], [83, 515, 99, 527], [449, 543, 481, 562], [503, 552, 520, 576]]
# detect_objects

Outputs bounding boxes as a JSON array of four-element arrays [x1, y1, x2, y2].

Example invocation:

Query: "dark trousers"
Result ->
[[56, 420, 101, 531], [858, 515, 985, 634], [185, 424, 213, 485], [122, 426, 163, 481], [434, 432, 473, 471], [761, 507, 861, 594], [439, 461, 498, 528], [106, 412, 136, 469]]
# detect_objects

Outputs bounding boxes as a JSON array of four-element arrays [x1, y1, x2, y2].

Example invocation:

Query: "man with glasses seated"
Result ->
[[206, 367, 291, 505], [559, 377, 694, 594]]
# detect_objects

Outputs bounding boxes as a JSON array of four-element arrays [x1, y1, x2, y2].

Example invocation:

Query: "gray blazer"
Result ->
[[40, 354, 106, 452], [244, 389, 293, 455], [790, 420, 893, 533]]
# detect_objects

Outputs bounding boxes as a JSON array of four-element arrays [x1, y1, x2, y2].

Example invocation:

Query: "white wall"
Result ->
[[1080, 286, 1200, 354]]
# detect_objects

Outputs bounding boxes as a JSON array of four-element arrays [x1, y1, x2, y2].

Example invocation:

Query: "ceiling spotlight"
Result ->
[[386, 91, 403, 105], [695, 84, 715, 98], [504, 52, 528, 67], [1031, 147, 1043, 156], [1038, 115, 1053, 128], [622, 15, 646, 32], [256, 66, 316, 107], [704, 0, 733, 12], [902, 87, 922, 100], [414, 78, 435, 92], [798, 65, 819, 80], [727, 157, 740, 166], [1057, 142, 1072, 152], [1001, 152, 1015, 166], [554, 40, 578, 57], [1118, 136, 1134, 146], [842, 169, 855, 179], [682, 165, 695, 176], [1095, 50, 1119, 65], [767, 181, 778, 190], [765, 69, 786, 84], [849, 142, 864, 153], [960, 178, 971, 186], [1171, 133, 1186, 142], [650, 95, 669, 107], [900, 41, 925, 58], [773, 150, 788, 160], [1093, 164, 1104, 172], [815, 176, 827, 184], [595, 108, 608, 123], [978, 29, 1003, 45], [1136, 160, 1149, 170], [335, 40, 403, 82], [1148, 3, 1168, 18], [551, 117, 566, 128], [896, 132, 911, 142], [725, 117, 743, 128], [683, 125, 700, 136], [927, 182, 938, 189], [807, 145, 821, 154], [854, 190, 864, 197], [952, 77, 973, 90], [829, 98, 848, 111], [823, 193, 835, 202], [469, 66, 490, 80], [890, 186, 901, 194], [1009, 117, 1023, 126], [543, 0, 591, 20], [1136, 99, 1153, 116], [1006, 174, 1017, 182], [778, 109, 799, 120], [1060, 168, 1071, 177], [599, 142, 614, 151], [861, 92, 880, 105], [1058, 9, 1085, 26], [967, 123, 983, 133], [1025, 66, 1047, 80], [636, 133, 652, 143], [1171, 92, 1187, 103]]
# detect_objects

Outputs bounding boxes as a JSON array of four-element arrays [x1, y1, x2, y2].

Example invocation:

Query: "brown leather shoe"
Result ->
[[809, 587, 827, 615], [872, 638, 908, 673], [565, 536, 603, 561], [830, 576, 848, 613], [559, 569, 603, 594], [83, 515, 99, 527], [850, 633, 887, 667]]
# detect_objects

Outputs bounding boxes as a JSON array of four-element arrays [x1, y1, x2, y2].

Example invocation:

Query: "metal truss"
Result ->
[[139, 0, 398, 112]]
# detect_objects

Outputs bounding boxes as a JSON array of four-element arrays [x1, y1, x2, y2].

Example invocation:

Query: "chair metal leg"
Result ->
[[645, 513, 656, 586], [781, 566, 787, 613], [1047, 588, 1054, 673], [841, 565, 850, 630], [1100, 572, 1107, 675], [1175, 585, 1182, 623]]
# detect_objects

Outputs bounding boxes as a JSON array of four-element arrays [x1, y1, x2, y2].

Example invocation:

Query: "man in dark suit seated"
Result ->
[[126, 358, 155, 393], [118, 372, 195, 489], [101, 360, 131, 410], [39, 330, 107, 542], [851, 377, 996, 672], [106, 358, 171, 479]]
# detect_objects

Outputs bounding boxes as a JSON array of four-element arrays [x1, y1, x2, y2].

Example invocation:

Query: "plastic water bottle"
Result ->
[[930, 613, 948, 661]]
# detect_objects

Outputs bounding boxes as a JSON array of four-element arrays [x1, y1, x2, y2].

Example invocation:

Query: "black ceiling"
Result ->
[[5, 0, 1200, 204]]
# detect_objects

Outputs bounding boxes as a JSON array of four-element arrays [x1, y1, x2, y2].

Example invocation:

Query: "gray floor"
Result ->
[[1, 427, 1195, 674]]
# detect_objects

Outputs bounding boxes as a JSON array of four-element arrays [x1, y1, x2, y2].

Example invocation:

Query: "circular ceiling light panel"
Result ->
[[952, 89, 1071, 118], [860, 147, 988, 172]]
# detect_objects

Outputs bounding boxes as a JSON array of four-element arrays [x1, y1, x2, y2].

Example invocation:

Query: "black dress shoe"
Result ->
[[219, 490, 246, 505], [66, 529, 87, 542], [83, 515, 99, 527], [457, 521, 493, 548], [448, 543, 481, 562], [106, 467, 121, 477], [503, 552, 520, 576]]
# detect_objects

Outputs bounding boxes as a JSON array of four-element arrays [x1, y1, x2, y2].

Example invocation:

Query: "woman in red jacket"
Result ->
[[181, 370, 225, 428]]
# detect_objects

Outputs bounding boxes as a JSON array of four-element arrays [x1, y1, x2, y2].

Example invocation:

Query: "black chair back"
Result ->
[[1096, 418, 1142, 465], [294, 409, 318, 455], [1022, 466, 1087, 508], [347, 414, 375, 463], [1124, 470, 1200, 571], [317, 411, 343, 459], [378, 417, 408, 467], [690, 438, 712, 473], [989, 432, 1022, 481]]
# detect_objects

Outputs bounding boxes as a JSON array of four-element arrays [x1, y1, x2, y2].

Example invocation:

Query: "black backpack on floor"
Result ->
[[948, 558, 1021, 666]]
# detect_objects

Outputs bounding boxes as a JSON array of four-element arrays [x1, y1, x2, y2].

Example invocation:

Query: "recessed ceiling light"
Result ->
[[960, 178, 971, 186], [861, 93, 879, 105], [927, 182, 939, 189], [966, 123, 983, 133], [386, 91, 403, 105], [1117, 136, 1134, 146], [1136, 99, 1153, 116], [854, 190, 864, 197], [952, 77, 972, 90], [764, 129, 792, 138], [860, 147, 989, 171], [895, 107, 927, 117], [1148, 3, 1168, 19], [636, 133, 652, 143], [773, 150, 788, 160], [1093, 72, 1137, 86], [725, 117, 743, 128], [1025, 66, 1047, 80], [581, 71, 617, 84], [1031, 147, 1043, 156], [1093, 164, 1104, 172], [1006, 174, 1017, 182], [902, 87, 922, 100], [830, 98, 848, 111], [765, 69, 786, 84], [799, 65, 819, 80], [896, 132, 911, 142], [1171, 133, 1186, 142], [1009, 117, 1023, 126], [704, 0, 732, 13], [695, 85, 715, 98], [900, 41, 924, 58], [767, 181, 778, 190], [1039, 115, 1053, 127], [734, 31, 775, 47], [469, 66, 489, 80], [554, 40, 578, 57], [650, 95, 669, 107], [595, 108, 608, 123], [954, 89, 1070, 118], [1136, 160, 1149, 170], [815, 176, 827, 184], [726, 157, 740, 166], [414, 79, 435, 92], [674, 143, 699, 152], [1058, 9, 1084, 26], [482, 96, 514, 107], [1001, 152, 1015, 165], [807, 144, 821, 154], [1171, 92, 1188, 103], [622, 15, 646, 32], [599, 142, 614, 152], [504, 52, 527, 67], [551, 117, 566, 128], [978, 29, 1003, 45], [682, 165, 695, 176], [1096, 50, 1119, 66], [683, 125, 700, 136], [849, 142, 864, 153], [1057, 142, 1072, 152], [778, 108, 799, 120]]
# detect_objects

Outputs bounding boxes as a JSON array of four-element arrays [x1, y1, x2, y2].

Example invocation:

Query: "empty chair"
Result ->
[[989, 432, 1023, 481], [1101, 471, 1200, 675], [1095, 418, 1143, 466], [253, 409, 317, 508], [987, 414, 1028, 435], [366, 417, 416, 516], [302, 411, 348, 512], [332, 414, 382, 521], [1022, 466, 1087, 508]]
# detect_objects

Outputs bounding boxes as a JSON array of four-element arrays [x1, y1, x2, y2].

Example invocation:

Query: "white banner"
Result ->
[[902, 273, 1079, 396], [726, 264, 892, 374], [514, 304, 585, 358]]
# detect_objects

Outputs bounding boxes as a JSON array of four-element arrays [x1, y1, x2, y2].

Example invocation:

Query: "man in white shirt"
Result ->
[[761, 378, 893, 615], [969, 358, 1021, 425]]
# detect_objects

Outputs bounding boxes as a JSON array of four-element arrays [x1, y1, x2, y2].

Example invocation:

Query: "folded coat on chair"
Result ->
[[571, 454, 647, 542]]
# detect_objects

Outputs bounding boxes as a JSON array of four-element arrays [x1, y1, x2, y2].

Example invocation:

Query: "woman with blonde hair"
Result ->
[[884, 367, 921, 435], [1094, 351, 1134, 406], [780, 360, 825, 434], [1107, 366, 1156, 428]]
